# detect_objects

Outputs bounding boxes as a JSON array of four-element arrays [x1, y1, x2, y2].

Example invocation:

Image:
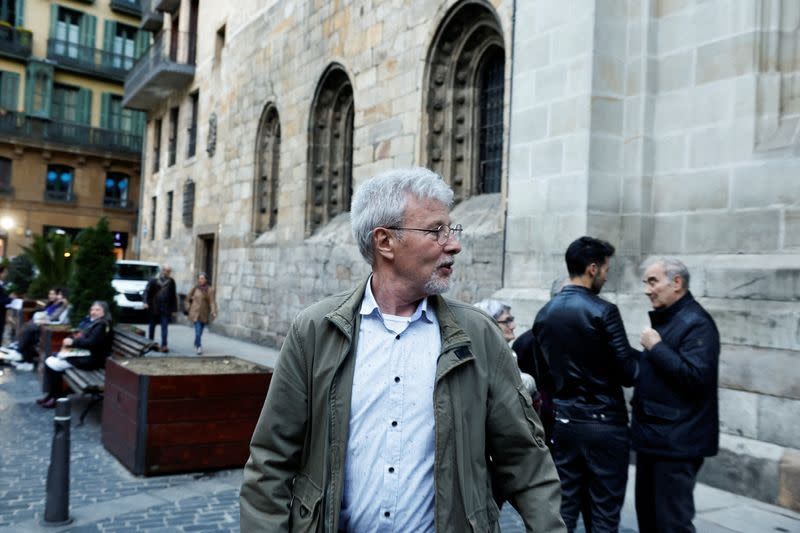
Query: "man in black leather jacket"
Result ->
[[533, 236, 639, 532], [633, 258, 719, 533]]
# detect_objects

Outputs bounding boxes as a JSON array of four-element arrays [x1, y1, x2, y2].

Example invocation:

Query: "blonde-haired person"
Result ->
[[185, 272, 217, 355]]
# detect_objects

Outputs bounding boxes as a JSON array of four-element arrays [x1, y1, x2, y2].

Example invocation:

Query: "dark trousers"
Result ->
[[552, 419, 630, 532], [0, 308, 6, 346], [635, 453, 703, 533], [44, 364, 64, 398], [148, 313, 170, 347]]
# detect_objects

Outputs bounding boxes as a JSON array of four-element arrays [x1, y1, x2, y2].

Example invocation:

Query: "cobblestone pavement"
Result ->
[[2, 356, 798, 533]]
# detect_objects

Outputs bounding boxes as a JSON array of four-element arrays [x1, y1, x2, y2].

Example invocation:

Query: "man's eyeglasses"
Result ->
[[496, 316, 515, 325], [384, 224, 463, 245]]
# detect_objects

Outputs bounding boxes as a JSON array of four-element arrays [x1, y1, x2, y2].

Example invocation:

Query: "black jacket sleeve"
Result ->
[[648, 319, 719, 388], [602, 304, 640, 387]]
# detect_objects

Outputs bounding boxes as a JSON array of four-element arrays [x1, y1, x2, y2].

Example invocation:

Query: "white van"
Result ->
[[113, 260, 160, 318]]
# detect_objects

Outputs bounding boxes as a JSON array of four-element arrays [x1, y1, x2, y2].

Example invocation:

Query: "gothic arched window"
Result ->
[[424, 1, 506, 201], [254, 104, 280, 234], [307, 64, 354, 235]]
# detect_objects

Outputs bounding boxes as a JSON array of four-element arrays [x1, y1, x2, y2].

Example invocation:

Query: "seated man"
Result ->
[[38, 301, 113, 408], [10, 289, 71, 370]]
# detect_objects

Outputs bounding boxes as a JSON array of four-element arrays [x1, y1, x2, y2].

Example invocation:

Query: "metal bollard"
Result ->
[[43, 398, 73, 526]]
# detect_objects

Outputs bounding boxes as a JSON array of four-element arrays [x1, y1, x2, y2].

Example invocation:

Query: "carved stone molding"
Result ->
[[306, 65, 354, 236], [424, 1, 506, 202], [254, 104, 280, 235], [755, 0, 800, 152]]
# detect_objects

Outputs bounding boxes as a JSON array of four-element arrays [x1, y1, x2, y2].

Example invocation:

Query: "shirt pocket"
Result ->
[[289, 474, 322, 532], [516, 385, 547, 449]]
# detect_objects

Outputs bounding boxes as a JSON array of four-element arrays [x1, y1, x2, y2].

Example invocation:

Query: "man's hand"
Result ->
[[640, 327, 662, 350], [143, 303, 148, 310], [63, 337, 74, 347]]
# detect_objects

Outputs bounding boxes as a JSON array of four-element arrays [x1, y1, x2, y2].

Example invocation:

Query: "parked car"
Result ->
[[112, 260, 159, 321]]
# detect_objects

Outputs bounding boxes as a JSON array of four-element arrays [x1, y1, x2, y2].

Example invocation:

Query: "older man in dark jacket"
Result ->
[[633, 258, 720, 533]]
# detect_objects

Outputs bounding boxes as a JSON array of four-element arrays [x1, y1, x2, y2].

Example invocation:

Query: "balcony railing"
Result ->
[[0, 25, 32, 59], [47, 38, 137, 82], [104, 196, 131, 209], [44, 189, 75, 203], [0, 111, 143, 156], [139, 0, 163, 30], [110, 0, 142, 17], [123, 30, 196, 110]]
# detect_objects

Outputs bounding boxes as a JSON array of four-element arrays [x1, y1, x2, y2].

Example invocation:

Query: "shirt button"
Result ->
[[384, 511, 391, 518], [395, 334, 400, 340], [391, 421, 397, 427], [394, 376, 400, 383], [388, 466, 395, 473]]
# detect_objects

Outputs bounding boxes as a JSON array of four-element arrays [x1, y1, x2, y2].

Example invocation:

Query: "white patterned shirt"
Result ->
[[338, 278, 440, 533]]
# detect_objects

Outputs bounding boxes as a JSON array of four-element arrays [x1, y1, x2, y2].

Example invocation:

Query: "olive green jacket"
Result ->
[[240, 279, 565, 532]]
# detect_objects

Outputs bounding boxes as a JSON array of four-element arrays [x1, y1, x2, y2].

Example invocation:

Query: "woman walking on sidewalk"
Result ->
[[185, 273, 217, 355]]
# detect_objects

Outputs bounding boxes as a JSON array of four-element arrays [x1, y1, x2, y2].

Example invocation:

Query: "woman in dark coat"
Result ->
[[37, 301, 113, 408]]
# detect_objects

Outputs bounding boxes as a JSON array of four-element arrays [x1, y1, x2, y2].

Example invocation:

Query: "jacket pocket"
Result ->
[[638, 398, 683, 422], [467, 499, 501, 532], [517, 385, 547, 449], [289, 474, 322, 532]]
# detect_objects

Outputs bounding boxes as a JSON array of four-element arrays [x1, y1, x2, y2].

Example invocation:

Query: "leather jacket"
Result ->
[[532, 285, 639, 423]]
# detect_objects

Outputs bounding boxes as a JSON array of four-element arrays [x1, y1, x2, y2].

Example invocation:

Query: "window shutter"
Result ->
[[100, 92, 111, 129], [48, 4, 58, 41], [0, 72, 20, 110], [77, 88, 92, 125], [79, 13, 96, 63], [132, 110, 145, 135], [135, 30, 150, 59], [103, 20, 115, 66], [15, 0, 25, 27]]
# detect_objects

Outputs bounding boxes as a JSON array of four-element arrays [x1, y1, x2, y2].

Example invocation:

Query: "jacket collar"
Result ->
[[649, 290, 695, 325], [325, 277, 471, 352]]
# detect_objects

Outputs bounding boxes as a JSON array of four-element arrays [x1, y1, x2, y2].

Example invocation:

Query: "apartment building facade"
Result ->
[[0, 0, 148, 258]]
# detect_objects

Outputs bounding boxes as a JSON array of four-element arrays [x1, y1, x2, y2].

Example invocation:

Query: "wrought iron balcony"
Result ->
[[0, 25, 32, 59], [44, 189, 76, 203], [0, 111, 143, 157], [47, 38, 137, 82], [139, 0, 163, 31], [123, 29, 195, 111], [110, 0, 142, 17], [103, 196, 132, 209]]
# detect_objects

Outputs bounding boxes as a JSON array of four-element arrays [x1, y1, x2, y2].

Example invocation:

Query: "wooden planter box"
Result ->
[[101, 356, 272, 476]]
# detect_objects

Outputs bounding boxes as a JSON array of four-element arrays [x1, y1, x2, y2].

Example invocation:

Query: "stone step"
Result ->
[[700, 434, 800, 512]]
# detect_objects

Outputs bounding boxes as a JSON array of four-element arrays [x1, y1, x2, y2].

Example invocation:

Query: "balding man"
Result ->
[[633, 258, 720, 533], [143, 264, 177, 352]]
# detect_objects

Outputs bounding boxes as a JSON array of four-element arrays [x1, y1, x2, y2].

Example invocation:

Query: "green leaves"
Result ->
[[21, 231, 73, 297]]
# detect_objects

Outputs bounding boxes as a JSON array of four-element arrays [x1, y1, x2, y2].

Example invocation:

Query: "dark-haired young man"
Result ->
[[533, 236, 640, 532]]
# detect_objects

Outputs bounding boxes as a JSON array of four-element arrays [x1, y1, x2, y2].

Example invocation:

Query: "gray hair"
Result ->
[[647, 257, 691, 290], [92, 300, 111, 319], [550, 275, 569, 298], [473, 299, 511, 321], [350, 167, 454, 264]]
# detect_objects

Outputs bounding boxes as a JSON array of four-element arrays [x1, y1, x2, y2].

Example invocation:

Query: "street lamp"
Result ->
[[0, 216, 13, 231]]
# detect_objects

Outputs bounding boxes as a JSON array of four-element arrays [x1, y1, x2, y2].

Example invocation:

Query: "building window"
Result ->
[[153, 118, 162, 172], [45, 164, 74, 202], [165, 191, 173, 239], [307, 64, 354, 235], [477, 47, 504, 194], [0, 0, 18, 25], [214, 24, 225, 65], [150, 195, 156, 240], [254, 104, 280, 234], [104, 172, 129, 208], [112, 22, 136, 69], [0, 70, 20, 111], [168, 106, 178, 166], [25, 61, 54, 118], [51, 84, 79, 122], [0, 156, 12, 193], [424, 1, 506, 201], [53, 6, 81, 59], [187, 92, 198, 158]]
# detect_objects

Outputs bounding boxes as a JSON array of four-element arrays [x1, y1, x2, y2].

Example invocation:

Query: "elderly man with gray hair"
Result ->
[[633, 257, 720, 533], [241, 167, 564, 532]]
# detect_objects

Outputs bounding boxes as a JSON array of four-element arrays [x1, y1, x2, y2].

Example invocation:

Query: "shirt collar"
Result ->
[[360, 275, 433, 324]]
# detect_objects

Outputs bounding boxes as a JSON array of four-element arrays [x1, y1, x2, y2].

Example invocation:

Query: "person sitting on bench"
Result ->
[[11, 288, 71, 370], [38, 301, 112, 409]]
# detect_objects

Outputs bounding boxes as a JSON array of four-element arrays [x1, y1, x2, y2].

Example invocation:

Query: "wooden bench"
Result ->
[[63, 327, 158, 425]]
